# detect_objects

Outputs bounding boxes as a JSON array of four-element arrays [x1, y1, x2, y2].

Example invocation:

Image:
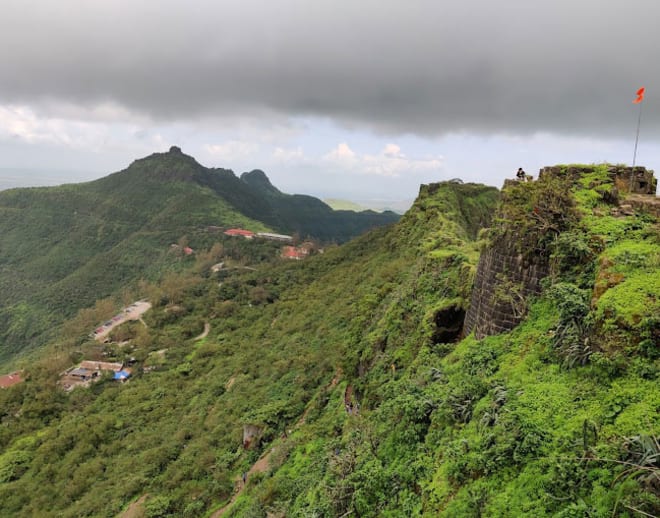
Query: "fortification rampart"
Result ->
[[463, 164, 656, 340], [539, 165, 656, 194], [463, 235, 548, 339]]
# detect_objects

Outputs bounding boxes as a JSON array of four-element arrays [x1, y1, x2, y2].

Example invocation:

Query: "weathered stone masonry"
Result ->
[[539, 164, 656, 194], [463, 164, 656, 340], [463, 236, 549, 339]]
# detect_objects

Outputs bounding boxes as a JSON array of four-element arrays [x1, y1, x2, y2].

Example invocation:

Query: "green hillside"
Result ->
[[0, 169, 658, 517], [0, 147, 399, 363], [0, 181, 496, 516], [238, 168, 400, 240]]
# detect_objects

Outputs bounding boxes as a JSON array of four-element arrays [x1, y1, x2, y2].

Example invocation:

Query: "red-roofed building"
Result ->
[[224, 229, 255, 239], [0, 371, 24, 389], [281, 245, 308, 260]]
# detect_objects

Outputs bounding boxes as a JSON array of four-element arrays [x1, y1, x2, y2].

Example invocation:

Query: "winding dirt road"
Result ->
[[93, 301, 151, 341]]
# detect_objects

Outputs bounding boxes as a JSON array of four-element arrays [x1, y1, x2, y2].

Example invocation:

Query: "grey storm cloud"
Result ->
[[1, 0, 658, 137]]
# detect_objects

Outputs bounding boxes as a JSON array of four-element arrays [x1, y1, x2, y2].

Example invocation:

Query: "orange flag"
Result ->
[[633, 87, 645, 104]]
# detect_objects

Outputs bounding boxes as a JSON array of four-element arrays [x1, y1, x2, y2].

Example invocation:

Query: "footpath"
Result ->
[[210, 370, 341, 517]]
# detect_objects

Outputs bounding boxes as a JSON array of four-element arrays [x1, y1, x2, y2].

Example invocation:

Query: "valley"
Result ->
[[0, 164, 657, 517], [0, 147, 398, 364]]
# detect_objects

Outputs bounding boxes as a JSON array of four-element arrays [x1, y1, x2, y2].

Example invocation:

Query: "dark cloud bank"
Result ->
[[1, 0, 658, 137]]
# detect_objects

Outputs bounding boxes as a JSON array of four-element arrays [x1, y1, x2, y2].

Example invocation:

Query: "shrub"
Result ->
[[0, 449, 31, 483], [492, 175, 580, 257], [145, 495, 172, 518], [547, 283, 594, 367], [596, 271, 660, 330]]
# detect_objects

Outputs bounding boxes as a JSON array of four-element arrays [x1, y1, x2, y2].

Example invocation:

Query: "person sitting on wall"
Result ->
[[516, 168, 526, 181]]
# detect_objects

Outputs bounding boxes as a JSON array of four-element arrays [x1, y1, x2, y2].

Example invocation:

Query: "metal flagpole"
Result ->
[[630, 90, 644, 192]]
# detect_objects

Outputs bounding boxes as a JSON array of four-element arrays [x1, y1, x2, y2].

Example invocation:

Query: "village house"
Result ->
[[224, 228, 255, 239], [0, 371, 24, 389], [66, 367, 97, 383], [298, 241, 316, 254], [60, 361, 127, 391], [281, 242, 315, 260], [113, 370, 131, 381], [281, 246, 307, 260], [79, 360, 123, 372]]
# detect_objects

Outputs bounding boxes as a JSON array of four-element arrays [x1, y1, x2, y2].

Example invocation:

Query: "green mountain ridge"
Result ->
[[0, 147, 399, 363], [116, 147, 400, 241], [0, 166, 658, 517], [239, 169, 281, 194]]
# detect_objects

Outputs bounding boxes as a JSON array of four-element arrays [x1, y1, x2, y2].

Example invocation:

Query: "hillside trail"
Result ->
[[211, 450, 274, 517], [194, 322, 211, 341], [118, 371, 342, 518], [117, 494, 147, 518], [211, 369, 342, 517]]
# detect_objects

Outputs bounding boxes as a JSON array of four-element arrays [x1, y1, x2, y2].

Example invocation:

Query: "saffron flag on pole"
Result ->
[[633, 87, 645, 104]]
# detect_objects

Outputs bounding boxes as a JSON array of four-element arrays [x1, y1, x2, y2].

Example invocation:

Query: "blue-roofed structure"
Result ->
[[113, 370, 131, 381]]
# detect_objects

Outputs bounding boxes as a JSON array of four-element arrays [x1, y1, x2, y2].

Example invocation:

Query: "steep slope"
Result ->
[[0, 181, 498, 517], [1, 167, 656, 517], [238, 166, 659, 517], [0, 147, 399, 363], [0, 152, 267, 363]]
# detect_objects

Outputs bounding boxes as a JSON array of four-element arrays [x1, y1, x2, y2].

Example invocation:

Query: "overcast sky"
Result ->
[[1, 0, 659, 202]]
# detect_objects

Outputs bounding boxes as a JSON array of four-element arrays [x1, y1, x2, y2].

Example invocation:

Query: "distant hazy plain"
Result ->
[[0, 168, 102, 191]]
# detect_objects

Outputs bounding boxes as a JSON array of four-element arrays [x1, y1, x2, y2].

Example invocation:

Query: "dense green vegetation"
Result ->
[[225, 169, 659, 517], [0, 147, 398, 363], [237, 168, 399, 241], [0, 167, 658, 517]]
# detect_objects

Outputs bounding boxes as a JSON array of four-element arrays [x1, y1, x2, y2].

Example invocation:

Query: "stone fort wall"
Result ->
[[463, 235, 548, 339], [463, 164, 656, 340]]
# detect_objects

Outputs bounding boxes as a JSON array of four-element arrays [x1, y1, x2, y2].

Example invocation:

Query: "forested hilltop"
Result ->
[[0, 166, 658, 517], [0, 147, 399, 363]]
